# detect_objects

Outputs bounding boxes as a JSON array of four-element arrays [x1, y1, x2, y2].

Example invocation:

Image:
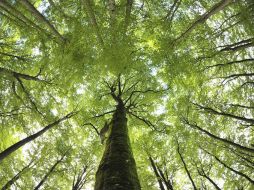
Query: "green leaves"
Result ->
[[0, 0, 253, 189]]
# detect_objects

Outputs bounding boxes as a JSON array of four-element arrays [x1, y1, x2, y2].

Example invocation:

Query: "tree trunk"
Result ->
[[94, 101, 141, 190], [176, 141, 197, 190], [0, 112, 75, 162], [1, 160, 32, 190], [0, 0, 49, 35], [34, 154, 65, 190], [19, 0, 65, 42], [149, 156, 165, 190]]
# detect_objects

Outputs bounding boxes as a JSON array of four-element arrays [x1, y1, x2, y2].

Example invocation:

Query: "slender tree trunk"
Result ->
[[186, 121, 254, 153], [197, 166, 221, 190], [0, 0, 49, 35], [34, 154, 65, 190], [203, 149, 254, 185], [1, 161, 32, 190], [176, 141, 197, 190], [203, 175, 221, 190], [149, 156, 165, 190], [213, 154, 254, 184], [174, 0, 232, 42], [19, 0, 65, 42], [0, 112, 75, 162], [72, 166, 87, 190], [94, 101, 141, 190], [157, 166, 174, 190]]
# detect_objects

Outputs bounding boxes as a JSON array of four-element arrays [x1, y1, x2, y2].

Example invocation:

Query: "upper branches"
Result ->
[[173, 0, 233, 44], [83, 0, 104, 47]]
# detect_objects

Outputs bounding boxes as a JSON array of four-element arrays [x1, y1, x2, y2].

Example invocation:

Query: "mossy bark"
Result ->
[[95, 101, 141, 190]]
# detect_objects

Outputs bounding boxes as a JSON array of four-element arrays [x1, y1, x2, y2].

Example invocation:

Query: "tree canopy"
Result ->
[[0, 0, 253, 189]]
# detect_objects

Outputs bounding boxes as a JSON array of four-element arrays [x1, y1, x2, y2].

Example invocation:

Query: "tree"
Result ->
[[0, 0, 253, 189]]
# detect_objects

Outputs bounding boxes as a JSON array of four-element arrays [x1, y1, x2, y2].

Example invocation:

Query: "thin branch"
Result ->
[[204, 58, 254, 70], [203, 149, 254, 185], [128, 111, 164, 132], [219, 38, 254, 52], [193, 103, 254, 125], [83, 122, 100, 136], [92, 110, 116, 118], [183, 118, 254, 153]]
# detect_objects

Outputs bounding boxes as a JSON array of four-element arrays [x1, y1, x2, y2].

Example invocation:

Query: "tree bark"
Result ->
[[34, 154, 65, 190], [149, 156, 165, 190], [205, 150, 254, 185], [176, 141, 197, 190], [1, 161, 32, 190], [0, 0, 49, 35], [0, 112, 75, 162], [185, 120, 254, 153], [174, 0, 232, 42], [194, 103, 254, 125], [94, 101, 141, 190], [19, 0, 65, 42]]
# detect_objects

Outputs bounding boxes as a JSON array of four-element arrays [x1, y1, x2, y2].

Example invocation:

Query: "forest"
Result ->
[[0, 0, 253, 189]]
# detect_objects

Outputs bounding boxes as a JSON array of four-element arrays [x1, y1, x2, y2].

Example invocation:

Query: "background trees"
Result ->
[[0, 0, 253, 189]]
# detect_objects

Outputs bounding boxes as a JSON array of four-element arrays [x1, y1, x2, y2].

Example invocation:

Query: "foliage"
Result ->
[[0, 0, 253, 189]]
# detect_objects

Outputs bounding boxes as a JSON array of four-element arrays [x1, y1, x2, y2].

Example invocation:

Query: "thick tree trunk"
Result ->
[[94, 101, 141, 190]]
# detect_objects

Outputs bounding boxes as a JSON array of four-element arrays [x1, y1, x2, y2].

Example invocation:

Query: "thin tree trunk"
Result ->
[[94, 101, 141, 190], [0, 0, 49, 35], [174, 0, 232, 42], [124, 0, 133, 32], [149, 156, 165, 190], [0, 112, 75, 162], [34, 154, 65, 190], [157, 166, 173, 190], [185, 120, 254, 153], [176, 141, 197, 190], [1, 160, 33, 190], [202, 174, 221, 190], [72, 166, 87, 190], [194, 103, 254, 125], [19, 0, 65, 42], [197, 166, 221, 190], [205, 150, 254, 185]]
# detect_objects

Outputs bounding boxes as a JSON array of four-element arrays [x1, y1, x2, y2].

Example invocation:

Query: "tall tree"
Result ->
[[0, 0, 253, 189]]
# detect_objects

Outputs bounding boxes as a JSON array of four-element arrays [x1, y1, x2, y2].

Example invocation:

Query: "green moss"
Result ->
[[95, 103, 141, 190]]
